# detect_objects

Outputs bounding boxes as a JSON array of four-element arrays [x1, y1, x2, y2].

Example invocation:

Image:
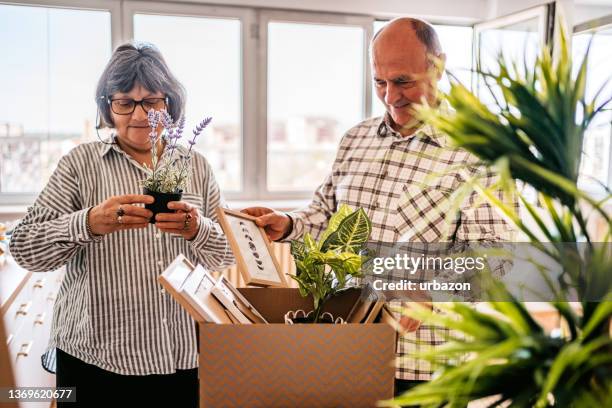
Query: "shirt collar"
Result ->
[[376, 100, 450, 148], [99, 134, 189, 159]]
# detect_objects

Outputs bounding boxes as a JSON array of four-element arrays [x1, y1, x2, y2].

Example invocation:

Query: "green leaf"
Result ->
[[326, 252, 363, 278], [289, 206, 374, 319], [290, 240, 306, 262], [318, 203, 353, 247], [303, 232, 317, 252], [581, 298, 612, 339], [321, 208, 372, 252]]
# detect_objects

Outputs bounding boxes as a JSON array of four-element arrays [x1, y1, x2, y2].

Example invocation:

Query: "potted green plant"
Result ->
[[381, 23, 612, 407], [142, 110, 211, 222], [287, 204, 373, 323]]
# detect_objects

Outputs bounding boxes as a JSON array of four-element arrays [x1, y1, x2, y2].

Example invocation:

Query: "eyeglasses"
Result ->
[[107, 97, 168, 115]]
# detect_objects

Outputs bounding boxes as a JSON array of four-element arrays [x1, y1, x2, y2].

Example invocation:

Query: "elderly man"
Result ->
[[244, 18, 514, 394]]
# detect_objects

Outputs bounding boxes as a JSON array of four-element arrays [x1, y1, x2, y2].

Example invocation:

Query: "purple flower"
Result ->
[[186, 117, 212, 152], [174, 116, 186, 139], [147, 110, 161, 142], [165, 115, 186, 162], [174, 116, 213, 184], [160, 110, 173, 130], [165, 126, 175, 140], [147, 110, 160, 131], [193, 117, 212, 139]]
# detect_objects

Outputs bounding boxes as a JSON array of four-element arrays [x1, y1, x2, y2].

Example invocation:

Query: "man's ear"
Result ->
[[436, 53, 447, 80]]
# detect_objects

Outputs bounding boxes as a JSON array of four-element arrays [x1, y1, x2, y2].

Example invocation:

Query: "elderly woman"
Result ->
[[9, 42, 234, 407]]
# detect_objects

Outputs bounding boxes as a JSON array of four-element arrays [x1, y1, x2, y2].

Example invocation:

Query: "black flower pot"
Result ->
[[284, 310, 345, 324], [143, 187, 183, 224]]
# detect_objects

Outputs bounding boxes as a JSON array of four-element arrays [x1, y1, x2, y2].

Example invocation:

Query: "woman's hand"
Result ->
[[88, 194, 154, 236], [154, 201, 200, 241]]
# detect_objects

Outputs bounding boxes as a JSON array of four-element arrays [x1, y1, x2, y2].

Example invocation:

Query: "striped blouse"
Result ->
[[9, 137, 235, 375]]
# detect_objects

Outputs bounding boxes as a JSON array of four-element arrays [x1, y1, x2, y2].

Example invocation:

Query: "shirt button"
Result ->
[[160, 288, 166, 295], [155, 233, 162, 239], [157, 260, 164, 267], [402, 185, 408, 192]]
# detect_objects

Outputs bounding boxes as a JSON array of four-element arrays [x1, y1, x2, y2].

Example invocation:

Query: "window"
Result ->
[[0, 4, 111, 196], [2, 1, 479, 204], [472, 5, 552, 120], [573, 26, 612, 193], [371, 21, 473, 118], [266, 21, 365, 192], [133, 13, 243, 192]]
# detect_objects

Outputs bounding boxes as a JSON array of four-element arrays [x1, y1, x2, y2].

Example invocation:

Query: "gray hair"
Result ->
[[95, 42, 186, 128], [372, 18, 443, 57]]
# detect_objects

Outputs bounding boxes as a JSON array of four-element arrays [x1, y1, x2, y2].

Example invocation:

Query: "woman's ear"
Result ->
[[96, 111, 114, 129], [96, 95, 115, 129]]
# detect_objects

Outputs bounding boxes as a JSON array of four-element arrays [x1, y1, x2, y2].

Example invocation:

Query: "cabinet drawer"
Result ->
[[3, 271, 60, 342], [24, 273, 55, 303], [8, 294, 55, 388], [3, 286, 33, 345]]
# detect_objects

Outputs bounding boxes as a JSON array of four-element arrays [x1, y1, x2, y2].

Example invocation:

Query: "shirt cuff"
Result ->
[[188, 216, 213, 248], [280, 212, 301, 242], [69, 208, 104, 244]]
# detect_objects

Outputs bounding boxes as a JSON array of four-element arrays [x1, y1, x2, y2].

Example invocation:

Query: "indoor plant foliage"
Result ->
[[141, 110, 211, 219], [289, 204, 373, 323], [143, 109, 212, 194], [382, 24, 612, 407]]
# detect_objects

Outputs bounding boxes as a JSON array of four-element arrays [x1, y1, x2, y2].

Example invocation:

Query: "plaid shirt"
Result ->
[[286, 105, 515, 380]]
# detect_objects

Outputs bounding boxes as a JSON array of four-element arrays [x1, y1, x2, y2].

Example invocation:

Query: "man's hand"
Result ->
[[241, 207, 292, 241], [399, 301, 432, 332], [399, 314, 423, 332], [384, 289, 432, 333]]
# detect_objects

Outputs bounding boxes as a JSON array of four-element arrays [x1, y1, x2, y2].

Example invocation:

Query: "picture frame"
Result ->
[[158, 254, 196, 292], [158, 254, 233, 324], [216, 208, 287, 287], [347, 284, 387, 324], [211, 275, 268, 324], [181, 265, 235, 324]]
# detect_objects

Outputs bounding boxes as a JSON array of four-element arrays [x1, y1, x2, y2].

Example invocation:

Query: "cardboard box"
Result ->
[[198, 288, 396, 408]]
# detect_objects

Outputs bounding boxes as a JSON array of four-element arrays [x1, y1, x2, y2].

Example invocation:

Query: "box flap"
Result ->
[[238, 287, 362, 323]]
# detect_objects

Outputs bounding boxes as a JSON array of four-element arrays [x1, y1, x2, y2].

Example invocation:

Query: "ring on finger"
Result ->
[[183, 213, 191, 230], [116, 205, 125, 217], [118, 215, 123, 224]]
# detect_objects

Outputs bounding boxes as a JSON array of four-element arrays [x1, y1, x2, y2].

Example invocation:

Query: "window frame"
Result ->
[[573, 14, 612, 194], [472, 4, 554, 97], [0, 0, 120, 205], [123, 0, 255, 199], [256, 9, 373, 199]]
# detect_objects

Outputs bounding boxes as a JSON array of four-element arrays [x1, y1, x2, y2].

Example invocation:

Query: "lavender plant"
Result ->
[[142, 110, 212, 194]]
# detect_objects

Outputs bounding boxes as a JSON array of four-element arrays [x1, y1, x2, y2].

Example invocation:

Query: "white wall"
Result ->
[[135, 0, 488, 23], [574, 4, 612, 24], [488, 0, 612, 25], [136, 0, 612, 27]]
